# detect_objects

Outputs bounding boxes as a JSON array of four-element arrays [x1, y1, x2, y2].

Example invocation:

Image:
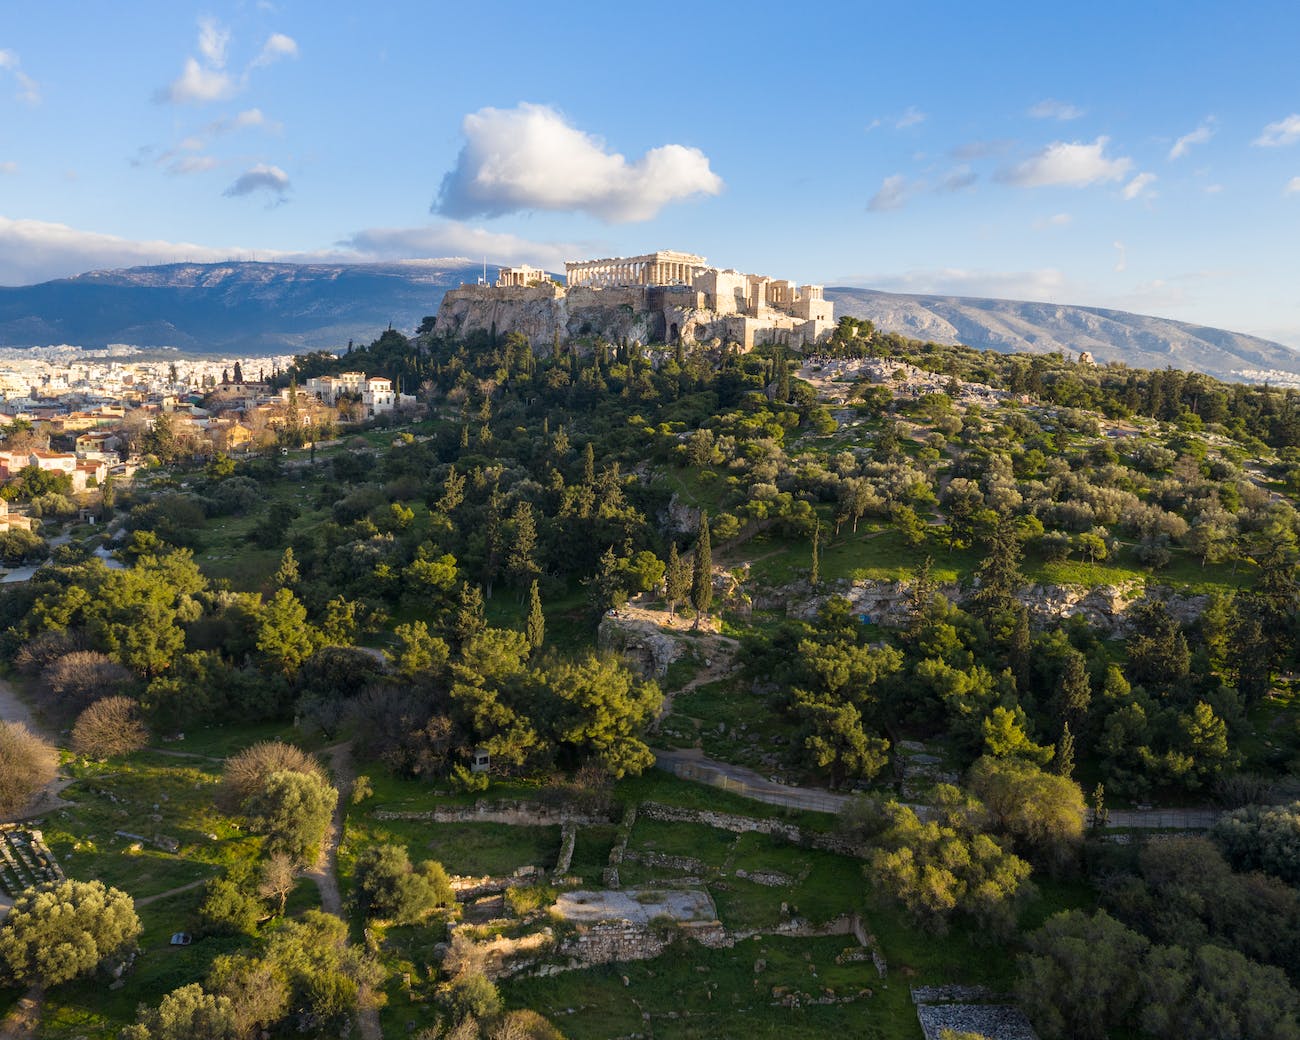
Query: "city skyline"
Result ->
[[2, 1, 1299, 346]]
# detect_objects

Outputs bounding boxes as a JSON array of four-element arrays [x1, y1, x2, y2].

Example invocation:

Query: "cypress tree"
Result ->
[[1057, 650, 1092, 729], [525, 580, 545, 652], [810, 523, 821, 588], [583, 442, 595, 484], [1055, 722, 1075, 778], [665, 542, 687, 617], [690, 513, 713, 628]]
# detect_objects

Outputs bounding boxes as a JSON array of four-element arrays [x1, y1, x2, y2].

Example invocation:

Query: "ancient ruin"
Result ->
[[436, 250, 835, 352]]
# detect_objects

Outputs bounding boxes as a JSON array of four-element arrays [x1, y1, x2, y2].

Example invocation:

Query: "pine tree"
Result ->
[[1057, 650, 1091, 728], [665, 541, 687, 617], [690, 513, 713, 628], [525, 580, 545, 653], [455, 583, 486, 644], [973, 518, 1022, 614], [274, 547, 299, 590], [810, 523, 821, 588], [507, 500, 540, 593], [1055, 722, 1076, 778]]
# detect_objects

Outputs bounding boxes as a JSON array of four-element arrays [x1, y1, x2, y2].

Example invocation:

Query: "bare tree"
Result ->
[[0, 721, 58, 815], [71, 697, 149, 759], [40, 651, 133, 716], [219, 740, 325, 810], [257, 852, 297, 916]]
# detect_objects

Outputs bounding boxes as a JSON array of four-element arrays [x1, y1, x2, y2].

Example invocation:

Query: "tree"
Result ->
[[199, 877, 265, 937], [220, 740, 325, 809], [1016, 910, 1150, 1040], [982, 706, 1053, 765], [390, 621, 450, 679], [0, 879, 141, 987], [968, 755, 1085, 873], [207, 954, 291, 1038], [120, 983, 238, 1040], [258, 852, 297, 917], [690, 512, 712, 627], [973, 518, 1023, 613], [40, 650, 134, 715], [525, 580, 545, 653], [351, 844, 454, 924], [1140, 943, 1300, 1040], [243, 769, 338, 866], [1054, 721, 1076, 779], [0, 720, 57, 815], [506, 500, 541, 592], [545, 653, 662, 777], [665, 541, 687, 616], [809, 522, 821, 588], [793, 690, 890, 786], [256, 588, 323, 674], [70, 696, 149, 759], [233, 361, 244, 384], [1211, 801, 1300, 885], [1055, 650, 1091, 730], [274, 547, 299, 590]]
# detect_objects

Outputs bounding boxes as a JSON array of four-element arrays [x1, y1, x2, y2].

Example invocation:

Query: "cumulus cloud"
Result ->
[[1000, 136, 1132, 188], [1028, 99, 1084, 120], [0, 216, 247, 285], [0, 48, 40, 104], [939, 166, 977, 192], [434, 103, 723, 222], [337, 221, 588, 271], [836, 266, 1068, 302], [1254, 114, 1300, 147], [1122, 172, 1158, 200], [252, 33, 298, 68], [1169, 122, 1214, 159], [1285, 177, 1300, 196], [223, 163, 290, 199], [157, 20, 297, 104], [159, 56, 236, 104]]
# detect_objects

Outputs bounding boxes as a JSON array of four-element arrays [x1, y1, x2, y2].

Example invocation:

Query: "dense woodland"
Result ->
[[2, 317, 1299, 1038]]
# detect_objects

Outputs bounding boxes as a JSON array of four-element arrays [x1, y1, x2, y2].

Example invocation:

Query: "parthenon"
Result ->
[[564, 250, 708, 288]]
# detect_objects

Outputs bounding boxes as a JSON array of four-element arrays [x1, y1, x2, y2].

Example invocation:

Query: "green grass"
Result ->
[[629, 818, 736, 868], [568, 825, 618, 883], [344, 814, 561, 878]]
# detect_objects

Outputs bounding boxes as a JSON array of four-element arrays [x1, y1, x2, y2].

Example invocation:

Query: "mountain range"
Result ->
[[1, 260, 1297, 383]]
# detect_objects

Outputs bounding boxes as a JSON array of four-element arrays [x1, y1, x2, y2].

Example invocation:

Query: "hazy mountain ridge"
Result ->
[[0, 261, 1296, 382], [825, 287, 1300, 383]]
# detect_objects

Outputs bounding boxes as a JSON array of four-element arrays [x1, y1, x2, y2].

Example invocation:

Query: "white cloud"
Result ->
[[1028, 99, 1084, 121], [0, 216, 247, 285], [1285, 177, 1300, 196], [434, 103, 723, 222], [1203, 183, 1224, 194], [895, 106, 926, 128], [0, 162, 16, 175], [939, 166, 977, 192], [1254, 114, 1300, 147], [223, 163, 290, 199], [867, 174, 913, 211], [1113, 241, 1127, 272], [169, 156, 220, 175], [158, 22, 296, 104], [837, 266, 1068, 302], [252, 33, 298, 68], [1001, 136, 1132, 188], [337, 221, 588, 271], [159, 56, 236, 104], [1169, 122, 1214, 159], [1033, 212, 1072, 230], [197, 17, 231, 68], [0, 48, 40, 104], [1122, 172, 1158, 200]]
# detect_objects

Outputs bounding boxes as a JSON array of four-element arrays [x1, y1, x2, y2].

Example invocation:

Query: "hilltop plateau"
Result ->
[[2, 261, 1300, 384]]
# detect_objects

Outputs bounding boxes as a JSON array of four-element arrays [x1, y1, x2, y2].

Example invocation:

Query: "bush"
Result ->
[[71, 696, 149, 758], [1211, 802, 1300, 885], [0, 720, 57, 815], [351, 844, 453, 924], [40, 650, 134, 715], [219, 740, 326, 810], [198, 877, 266, 937], [243, 770, 337, 866]]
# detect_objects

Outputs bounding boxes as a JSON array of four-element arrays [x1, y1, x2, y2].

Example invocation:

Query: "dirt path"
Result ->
[[135, 876, 215, 907], [0, 986, 42, 1040], [654, 632, 739, 727], [306, 741, 381, 1040]]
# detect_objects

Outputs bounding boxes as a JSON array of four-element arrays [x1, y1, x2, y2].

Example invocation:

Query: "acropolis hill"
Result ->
[[433, 250, 835, 351]]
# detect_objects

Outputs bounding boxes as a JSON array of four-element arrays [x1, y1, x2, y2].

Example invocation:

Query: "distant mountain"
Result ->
[[2, 261, 1297, 382], [0, 260, 489, 354], [825, 287, 1300, 384]]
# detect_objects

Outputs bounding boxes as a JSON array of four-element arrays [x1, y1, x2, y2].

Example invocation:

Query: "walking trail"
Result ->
[[307, 740, 381, 1040]]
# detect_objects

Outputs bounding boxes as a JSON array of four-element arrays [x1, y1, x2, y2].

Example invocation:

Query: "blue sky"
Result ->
[[3, 1, 1300, 345]]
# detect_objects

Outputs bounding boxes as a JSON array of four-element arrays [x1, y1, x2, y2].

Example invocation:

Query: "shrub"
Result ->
[[40, 650, 133, 714], [0, 720, 57, 815], [0, 879, 141, 986], [219, 740, 326, 810], [71, 696, 149, 758]]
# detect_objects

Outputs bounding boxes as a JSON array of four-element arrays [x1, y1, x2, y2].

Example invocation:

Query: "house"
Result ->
[[363, 377, 395, 416]]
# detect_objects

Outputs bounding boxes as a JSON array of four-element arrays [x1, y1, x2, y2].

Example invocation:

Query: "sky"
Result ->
[[2, 1, 1300, 345]]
